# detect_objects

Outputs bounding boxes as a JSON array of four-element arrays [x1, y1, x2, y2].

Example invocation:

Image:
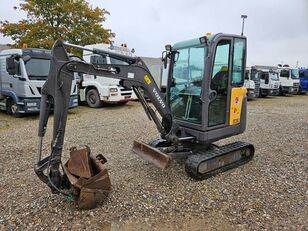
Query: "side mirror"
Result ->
[[6, 56, 17, 75], [22, 55, 31, 63], [162, 45, 172, 69], [161, 51, 168, 69]]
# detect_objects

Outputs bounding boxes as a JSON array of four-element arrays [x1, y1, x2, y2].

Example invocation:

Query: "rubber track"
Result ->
[[185, 141, 255, 180]]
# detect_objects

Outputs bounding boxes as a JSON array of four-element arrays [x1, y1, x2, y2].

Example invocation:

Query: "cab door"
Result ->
[[208, 37, 246, 128], [208, 39, 232, 128]]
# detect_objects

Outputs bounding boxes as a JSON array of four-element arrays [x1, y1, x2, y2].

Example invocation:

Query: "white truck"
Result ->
[[277, 65, 300, 95], [79, 44, 136, 107], [0, 48, 78, 117], [249, 66, 280, 97], [244, 70, 256, 100]]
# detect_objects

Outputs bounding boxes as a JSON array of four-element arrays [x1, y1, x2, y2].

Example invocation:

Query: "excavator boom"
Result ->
[[35, 40, 175, 196]]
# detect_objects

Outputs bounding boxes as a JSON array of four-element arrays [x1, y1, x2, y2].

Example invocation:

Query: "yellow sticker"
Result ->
[[144, 75, 152, 85]]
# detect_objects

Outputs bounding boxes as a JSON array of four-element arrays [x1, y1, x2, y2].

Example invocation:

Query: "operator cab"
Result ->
[[164, 34, 247, 143]]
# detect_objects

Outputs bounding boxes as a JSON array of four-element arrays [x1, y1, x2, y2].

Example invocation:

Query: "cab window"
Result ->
[[110, 57, 129, 65], [231, 38, 245, 85], [208, 39, 230, 127], [6, 58, 21, 76], [280, 69, 290, 77], [90, 55, 107, 65], [169, 46, 205, 124]]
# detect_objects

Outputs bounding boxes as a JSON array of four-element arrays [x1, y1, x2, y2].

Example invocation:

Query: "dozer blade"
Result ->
[[132, 140, 171, 169]]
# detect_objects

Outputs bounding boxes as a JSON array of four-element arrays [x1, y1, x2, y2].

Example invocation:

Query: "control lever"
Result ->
[[209, 90, 217, 102]]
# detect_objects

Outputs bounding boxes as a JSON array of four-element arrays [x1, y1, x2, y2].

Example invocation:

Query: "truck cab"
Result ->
[[0, 48, 78, 117], [298, 68, 308, 94], [80, 44, 135, 107], [244, 70, 256, 100], [258, 69, 280, 96], [249, 66, 280, 97], [245, 68, 260, 98], [268, 70, 281, 95], [278, 65, 300, 95]]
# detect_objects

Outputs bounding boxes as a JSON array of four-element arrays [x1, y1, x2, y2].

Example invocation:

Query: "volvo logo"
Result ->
[[153, 88, 165, 108]]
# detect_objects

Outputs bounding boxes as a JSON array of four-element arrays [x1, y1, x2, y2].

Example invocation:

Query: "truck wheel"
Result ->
[[7, 99, 23, 118], [279, 87, 285, 96], [86, 89, 103, 108], [298, 86, 303, 95], [258, 89, 263, 98]]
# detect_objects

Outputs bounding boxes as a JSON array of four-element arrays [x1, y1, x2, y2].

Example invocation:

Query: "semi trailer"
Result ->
[[0, 48, 78, 117]]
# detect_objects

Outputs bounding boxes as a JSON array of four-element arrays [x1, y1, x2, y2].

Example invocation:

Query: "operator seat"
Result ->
[[208, 66, 229, 126], [211, 66, 229, 95]]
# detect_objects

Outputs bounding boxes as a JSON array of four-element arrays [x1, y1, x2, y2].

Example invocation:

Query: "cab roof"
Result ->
[[172, 33, 246, 50], [0, 48, 50, 58], [172, 34, 216, 50]]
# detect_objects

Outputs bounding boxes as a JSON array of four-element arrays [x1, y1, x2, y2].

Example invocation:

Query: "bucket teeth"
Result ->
[[132, 140, 171, 169]]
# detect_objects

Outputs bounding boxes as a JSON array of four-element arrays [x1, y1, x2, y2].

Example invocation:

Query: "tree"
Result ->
[[0, 0, 114, 49]]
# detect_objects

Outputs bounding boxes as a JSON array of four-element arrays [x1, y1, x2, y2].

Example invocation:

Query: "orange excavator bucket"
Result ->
[[132, 140, 171, 169]]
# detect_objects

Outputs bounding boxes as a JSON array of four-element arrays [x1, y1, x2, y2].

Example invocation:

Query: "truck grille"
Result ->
[[293, 82, 299, 87], [120, 88, 132, 96], [121, 92, 132, 96]]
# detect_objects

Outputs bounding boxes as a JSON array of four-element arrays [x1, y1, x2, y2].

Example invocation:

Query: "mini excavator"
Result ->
[[35, 34, 254, 205]]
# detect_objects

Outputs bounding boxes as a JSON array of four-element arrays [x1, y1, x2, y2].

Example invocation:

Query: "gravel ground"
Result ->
[[0, 95, 307, 231]]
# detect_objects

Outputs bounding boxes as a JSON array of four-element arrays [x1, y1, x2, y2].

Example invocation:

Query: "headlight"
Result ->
[[110, 88, 118, 92]]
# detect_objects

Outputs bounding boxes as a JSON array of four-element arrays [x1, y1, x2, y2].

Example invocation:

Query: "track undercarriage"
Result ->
[[133, 139, 255, 180]]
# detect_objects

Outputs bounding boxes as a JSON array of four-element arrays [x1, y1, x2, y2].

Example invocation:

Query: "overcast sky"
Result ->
[[0, 0, 307, 67]]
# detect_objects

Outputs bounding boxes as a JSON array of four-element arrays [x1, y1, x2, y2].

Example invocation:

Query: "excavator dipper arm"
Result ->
[[35, 40, 174, 193]]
